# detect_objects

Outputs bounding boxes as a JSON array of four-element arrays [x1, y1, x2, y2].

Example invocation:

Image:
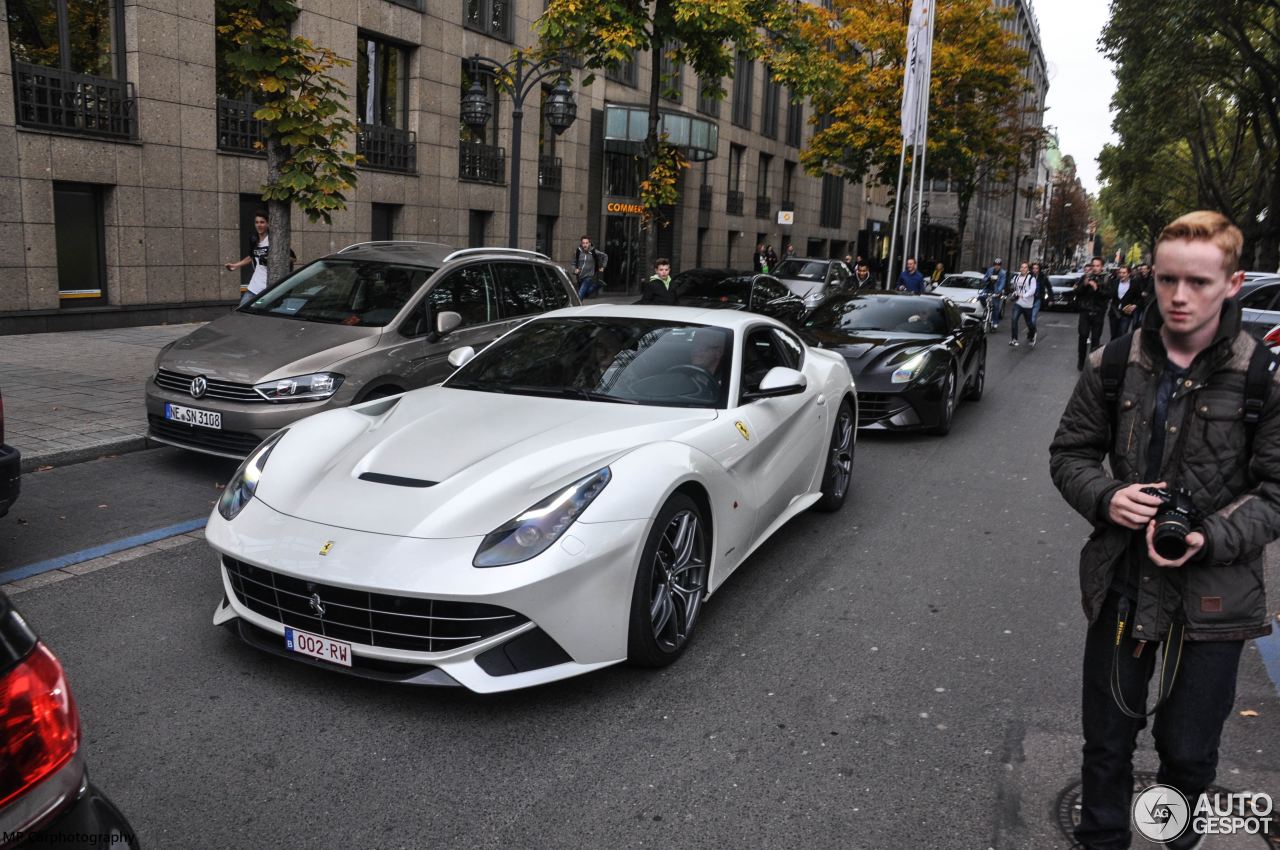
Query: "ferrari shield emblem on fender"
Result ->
[[319, 541, 334, 556], [735, 421, 751, 441]]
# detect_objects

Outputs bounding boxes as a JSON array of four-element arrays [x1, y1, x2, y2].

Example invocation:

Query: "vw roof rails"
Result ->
[[338, 240, 453, 253], [442, 247, 551, 263]]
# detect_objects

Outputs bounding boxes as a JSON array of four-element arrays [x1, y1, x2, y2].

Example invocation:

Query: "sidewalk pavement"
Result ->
[[0, 324, 202, 471], [0, 293, 638, 472]]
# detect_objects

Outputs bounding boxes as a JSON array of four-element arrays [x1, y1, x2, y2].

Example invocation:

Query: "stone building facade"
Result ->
[[0, 0, 1043, 332]]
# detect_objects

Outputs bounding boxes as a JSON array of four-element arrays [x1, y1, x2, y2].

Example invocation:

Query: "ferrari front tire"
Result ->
[[929, 366, 958, 436], [627, 494, 709, 668], [813, 398, 854, 513]]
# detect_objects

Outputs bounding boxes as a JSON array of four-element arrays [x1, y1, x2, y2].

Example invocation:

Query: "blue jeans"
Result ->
[[1110, 313, 1134, 341], [1075, 593, 1243, 850], [578, 276, 600, 300], [1011, 303, 1037, 340]]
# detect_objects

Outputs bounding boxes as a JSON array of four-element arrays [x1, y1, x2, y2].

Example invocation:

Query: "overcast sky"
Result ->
[[1034, 0, 1118, 195]]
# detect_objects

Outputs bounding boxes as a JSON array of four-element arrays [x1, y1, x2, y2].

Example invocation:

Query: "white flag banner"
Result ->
[[900, 0, 932, 144]]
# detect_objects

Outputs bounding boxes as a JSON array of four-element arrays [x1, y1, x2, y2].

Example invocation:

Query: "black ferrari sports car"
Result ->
[[799, 292, 986, 434], [669, 269, 808, 327]]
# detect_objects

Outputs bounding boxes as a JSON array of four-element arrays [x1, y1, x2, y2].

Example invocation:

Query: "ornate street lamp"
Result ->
[[459, 52, 577, 248]]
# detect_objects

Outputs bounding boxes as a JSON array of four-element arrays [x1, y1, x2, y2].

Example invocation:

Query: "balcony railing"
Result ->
[[13, 61, 136, 140], [756, 195, 771, 219], [726, 190, 744, 216], [217, 97, 265, 155], [538, 156, 562, 190], [698, 184, 712, 211], [459, 141, 506, 185], [358, 122, 416, 173]]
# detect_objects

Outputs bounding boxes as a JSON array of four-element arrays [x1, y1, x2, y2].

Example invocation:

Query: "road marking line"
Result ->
[[0, 518, 208, 589]]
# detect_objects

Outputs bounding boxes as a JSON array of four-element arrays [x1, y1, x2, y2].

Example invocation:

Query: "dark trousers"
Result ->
[[1075, 595, 1244, 850], [1012, 303, 1037, 340], [1078, 310, 1106, 367], [1109, 312, 1134, 341]]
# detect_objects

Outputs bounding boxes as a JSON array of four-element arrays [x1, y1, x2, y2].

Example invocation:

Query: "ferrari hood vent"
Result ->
[[358, 472, 437, 488]]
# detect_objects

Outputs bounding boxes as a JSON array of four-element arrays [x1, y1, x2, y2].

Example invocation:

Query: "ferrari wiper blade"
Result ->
[[574, 389, 639, 404], [447, 381, 508, 393]]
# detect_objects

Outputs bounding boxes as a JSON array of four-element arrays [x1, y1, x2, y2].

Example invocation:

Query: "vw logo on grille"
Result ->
[[308, 592, 326, 618], [189, 375, 208, 399]]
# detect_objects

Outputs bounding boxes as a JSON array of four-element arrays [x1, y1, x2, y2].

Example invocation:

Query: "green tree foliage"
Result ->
[[1102, 0, 1279, 270], [1044, 157, 1091, 268], [217, 0, 359, 284], [538, 0, 799, 275], [766, 0, 1032, 258]]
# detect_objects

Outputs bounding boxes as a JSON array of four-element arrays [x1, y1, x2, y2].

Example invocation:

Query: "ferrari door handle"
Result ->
[[816, 396, 826, 406]]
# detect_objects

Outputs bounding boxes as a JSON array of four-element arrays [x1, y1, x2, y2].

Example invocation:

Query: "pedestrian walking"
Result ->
[[1073, 257, 1110, 369], [930, 261, 946, 287], [896, 257, 926, 294], [1008, 261, 1039, 347], [1131, 261, 1155, 325], [753, 243, 770, 273], [1108, 265, 1143, 340], [980, 258, 1008, 328], [224, 210, 271, 306], [572, 235, 608, 300], [851, 260, 878, 291], [639, 257, 678, 305], [783, 242, 796, 259], [765, 244, 778, 271], [1030, 261, 1053, 329], [1049, 210, 1280, 850]]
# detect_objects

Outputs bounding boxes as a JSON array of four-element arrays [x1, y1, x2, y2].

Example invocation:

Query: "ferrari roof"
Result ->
[[548, 303, 785, 330]]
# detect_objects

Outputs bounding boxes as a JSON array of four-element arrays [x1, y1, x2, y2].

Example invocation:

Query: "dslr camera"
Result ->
[[1140, 486, 1204, 560]]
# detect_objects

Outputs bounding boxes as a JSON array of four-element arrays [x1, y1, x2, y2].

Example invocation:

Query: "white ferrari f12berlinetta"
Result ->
[[209, 305, 857, 692]]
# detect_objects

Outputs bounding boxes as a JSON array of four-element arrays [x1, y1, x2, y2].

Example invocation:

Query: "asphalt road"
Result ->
[[6, 316, 1279, 849]]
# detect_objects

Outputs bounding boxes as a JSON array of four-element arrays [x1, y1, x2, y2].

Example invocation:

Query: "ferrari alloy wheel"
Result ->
[[930, 366, 958, 436], [814, 398, 855, 512], [965, 343, 986, 401], [627, 494, 709, 667]]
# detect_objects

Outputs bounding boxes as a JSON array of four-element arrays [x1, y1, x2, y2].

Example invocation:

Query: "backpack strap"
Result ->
[[1101, 331, 1134, 440], [1243, 340, 1278, 451]]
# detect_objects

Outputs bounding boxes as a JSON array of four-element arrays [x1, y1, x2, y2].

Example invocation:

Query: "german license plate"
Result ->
[[165, 403, 222, 429], [285, 627, 352, 667]]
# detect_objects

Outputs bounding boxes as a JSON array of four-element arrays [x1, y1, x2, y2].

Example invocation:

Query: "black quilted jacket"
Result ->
[[1049, 300, 1280, 641]]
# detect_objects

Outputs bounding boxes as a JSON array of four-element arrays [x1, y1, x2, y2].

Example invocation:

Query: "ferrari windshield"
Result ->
[[803, 294, 948, 335], [240, 260, 432, 326], [938, 275, 983, 290], [674, 271, 752, 305], [446, 317, 734, 408]]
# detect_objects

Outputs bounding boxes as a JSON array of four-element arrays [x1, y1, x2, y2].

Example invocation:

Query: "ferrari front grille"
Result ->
[[223, 557, 528, 652], [856, 392, 911, 426]]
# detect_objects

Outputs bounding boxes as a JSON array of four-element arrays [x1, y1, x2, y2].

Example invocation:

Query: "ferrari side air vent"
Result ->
[[358, 472, 437, 488]]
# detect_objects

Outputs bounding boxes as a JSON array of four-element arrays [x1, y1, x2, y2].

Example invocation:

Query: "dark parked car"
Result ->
[[799, 292, 986, 435], [0, 386, 19, 518], [1046, 274, 1082, 311], [772, 257, 854, 309], [0, 592, 138, 848], [671, 269, 807, 327], [1236, 275, 1280, 340]]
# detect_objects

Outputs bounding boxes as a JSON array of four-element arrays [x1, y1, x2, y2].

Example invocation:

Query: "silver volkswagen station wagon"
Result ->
[[145, 242, 579, 458]]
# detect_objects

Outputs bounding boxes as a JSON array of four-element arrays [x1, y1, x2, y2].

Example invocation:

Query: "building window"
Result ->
[[535, 215, 556, 256], [727, 144, 745, 216], [357, 34, 415, 172], [53, 182, 107, 305], [464, 0, 512, 40], [782, 160, 796, 209], [387, 0, 423, 9], [756, 153, 772, 219], [659, 41, 682, 103], [537, 85, 563, 191], [785, 88, 803, 147], [605, 152, 642, 198], [372, 203, 398, 241], [605, 55, 638, 87], [696, 76, 720, 117], [459, 61, 504, 184], [9, 0, 135, 139], [760, 66, 780, 139], [819, 174, 843, 229], [731, 52, 753, 129]]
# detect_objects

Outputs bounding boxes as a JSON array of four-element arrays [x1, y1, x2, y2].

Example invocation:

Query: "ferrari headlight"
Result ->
[[217, 429, 287, 521], [254, 372, 344, 402], [473, 468, 612, 567], [891, 351, 929, 384]]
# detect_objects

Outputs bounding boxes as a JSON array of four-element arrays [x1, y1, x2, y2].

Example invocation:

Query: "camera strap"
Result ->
[[1110, 597, 1186, 719]]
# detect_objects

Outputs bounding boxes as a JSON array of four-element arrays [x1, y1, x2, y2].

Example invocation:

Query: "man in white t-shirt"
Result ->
[[1009, 261, 1039, 348], [225, 211, 270, 305]]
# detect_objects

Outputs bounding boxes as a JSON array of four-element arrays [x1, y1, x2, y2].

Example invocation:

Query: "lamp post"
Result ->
[[460, 51, 577, 248], [1057, 201, 1073, 270]]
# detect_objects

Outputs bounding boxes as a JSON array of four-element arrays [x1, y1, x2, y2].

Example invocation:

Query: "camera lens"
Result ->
[[1152, 518, 1191, 560]]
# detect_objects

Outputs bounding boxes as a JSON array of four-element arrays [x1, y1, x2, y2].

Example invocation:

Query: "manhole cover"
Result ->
[[1055, 771, 1277, 848]]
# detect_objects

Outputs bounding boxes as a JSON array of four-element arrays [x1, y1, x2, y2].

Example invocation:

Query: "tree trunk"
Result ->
[[955, 186, 972, 269], [266, 136, 292, 286]]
